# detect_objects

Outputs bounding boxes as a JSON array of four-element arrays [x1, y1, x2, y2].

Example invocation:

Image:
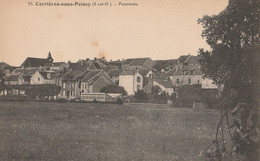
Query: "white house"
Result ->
[[30, 71, 55, 85], [153, 79, 175, 95], [166, 65, 218, 89], [119, 70, 143, 95]]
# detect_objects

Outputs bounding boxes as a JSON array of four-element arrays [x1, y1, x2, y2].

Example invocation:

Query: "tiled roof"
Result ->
[[69, 62, 91, 71], [123, 59, 134, 65], [178, 55, 190, 64], [97, 58, 112, 66], [13, 68, 38, 76], [131, 58, 150, 66], [20, 57, 49, 68], [44, 62, 66, 67], [154, 80, 175, 88], [5, 75, 20, 81], [139, 69, 151, 76], [174, 65, 203, 75], [123, 58, 151, 66], [82, 70, 101, 82], [183, 56, 200, 65], [120, 70, 134, 75], [21, 75, 31, 82], [39, 71, 54, 80], [108, 69, 122, 77], [100, 66, 118, 73]]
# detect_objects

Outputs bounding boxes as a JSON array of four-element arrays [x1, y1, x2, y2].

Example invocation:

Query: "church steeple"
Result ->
[[47, 51, 53, 62]]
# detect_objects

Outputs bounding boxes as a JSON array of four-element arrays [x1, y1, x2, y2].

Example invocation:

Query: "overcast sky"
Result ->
[[0, 0, 228, 66]]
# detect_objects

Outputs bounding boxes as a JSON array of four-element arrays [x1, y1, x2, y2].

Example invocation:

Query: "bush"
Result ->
[[100, 85, 127, 96]]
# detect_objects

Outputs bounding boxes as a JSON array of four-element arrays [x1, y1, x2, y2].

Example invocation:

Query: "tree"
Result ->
[[151, 85, 161, 97], [100, 85, 127, 96], [198, 0, 259, 160]]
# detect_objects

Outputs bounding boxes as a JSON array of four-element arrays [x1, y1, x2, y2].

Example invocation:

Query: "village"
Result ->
[[0, 52, 221, 106]]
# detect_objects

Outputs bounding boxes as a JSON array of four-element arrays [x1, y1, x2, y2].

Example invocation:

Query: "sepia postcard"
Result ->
[[0, 0, 259, 160]]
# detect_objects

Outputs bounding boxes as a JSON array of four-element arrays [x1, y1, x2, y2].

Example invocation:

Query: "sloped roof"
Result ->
[[44, 62, 66, 67], [139, 69, 151, 76], [131, 58, 150, 65], [183, 56, 200, 65], [21, 75, 31, 82], [0, 62, 10, 69], [82, 70, 101, 82], [154, 80, 175, 88], [20, 57, 48, 68], [108, 69, 122, 77], [178, 55, 190, 64], [13, 68, 38, 76], [100, 66, 118, 73], [38, 71, 54, 80], [174, 65, 203, 75], [120, 70, 134, 75], [109, 61, 122, 69], [123, 59, 134, 65], [97, 58, 112, 66], [6, 75, 20, 81], [69, 62, 91, 71]]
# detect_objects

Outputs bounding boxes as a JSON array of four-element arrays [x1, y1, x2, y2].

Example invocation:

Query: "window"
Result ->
[[177, 79, 179, 84], [188, 79, 191, 84], [197, 80, 200, 84], [38, 78, 40, 81], [137, 76, 141, 83], [71, 91, 73, 96], [137, 85, 141, 90], [191, 70, 194, 75]]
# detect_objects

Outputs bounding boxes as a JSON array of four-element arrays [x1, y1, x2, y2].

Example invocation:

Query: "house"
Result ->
[[153, 59, 178, 72], [153, 79, 176, 95], [30, 71, 56, 85], [68, 59, 97, 71], [4, 74, 23, 85], [139, 69, 153, 87], [12, 68, 38, 76], [44, 62, 67, 71], [109, 60, 123, 69], [91, 57, 114, 69], [60, 70, 89, 99], [167, 65, 218, 89], [119, 70, 143, 95], [121, 58, 154, 70], [108, 69, 122, 85], [81, 70, 114, 94], [20, 52, 54, 68]]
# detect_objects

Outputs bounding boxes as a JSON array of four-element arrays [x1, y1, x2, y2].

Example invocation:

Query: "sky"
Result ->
[[0, 0, 228, 66]]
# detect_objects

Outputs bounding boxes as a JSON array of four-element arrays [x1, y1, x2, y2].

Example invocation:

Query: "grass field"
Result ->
[[0, 101, 221, 161]]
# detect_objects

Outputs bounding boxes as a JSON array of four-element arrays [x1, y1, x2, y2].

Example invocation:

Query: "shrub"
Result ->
[[100, 85, 127, 96]]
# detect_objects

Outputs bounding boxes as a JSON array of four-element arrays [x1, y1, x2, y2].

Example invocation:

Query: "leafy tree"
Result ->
[[100, 85, 127, 96], [133, 90, 149, 102], [151, 85, 161, 97], [198, 0, 259, 160]]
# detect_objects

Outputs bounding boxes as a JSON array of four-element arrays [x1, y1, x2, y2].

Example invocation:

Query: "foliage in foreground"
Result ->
[[198, 0, 260, 160]]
